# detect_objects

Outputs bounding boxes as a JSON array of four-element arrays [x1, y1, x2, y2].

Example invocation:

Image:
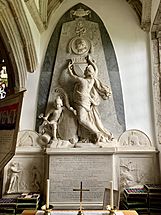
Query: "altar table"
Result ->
[[22, 210, 138, 215]]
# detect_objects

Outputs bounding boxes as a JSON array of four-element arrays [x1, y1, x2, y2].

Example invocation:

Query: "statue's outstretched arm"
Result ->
[[68, 60, 76, 78], [39, 113, 50, 124], [87, 55, 98, 76]]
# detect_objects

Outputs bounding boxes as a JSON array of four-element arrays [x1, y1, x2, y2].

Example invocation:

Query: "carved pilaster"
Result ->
[[151, 1, 161, 146], [151, 37, 161, 145], [127, 0, 151, 32]]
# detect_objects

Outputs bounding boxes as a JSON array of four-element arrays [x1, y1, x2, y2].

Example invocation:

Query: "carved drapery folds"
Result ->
[[37, 6, 126, 148], [25, 0, 152, 34], [0, 0, 37, 89]]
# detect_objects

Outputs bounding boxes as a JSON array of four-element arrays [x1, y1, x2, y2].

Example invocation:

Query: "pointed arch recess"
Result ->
[[36, 3, 126, 134], [0, 0, 38, 89]]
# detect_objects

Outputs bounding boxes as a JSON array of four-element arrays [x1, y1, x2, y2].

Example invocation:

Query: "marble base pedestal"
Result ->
[[46, 145, 159, 209]]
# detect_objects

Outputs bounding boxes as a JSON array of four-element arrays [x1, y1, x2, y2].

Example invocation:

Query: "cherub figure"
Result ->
[[39, 95, 76, 144], [40, 96, 63, 141]]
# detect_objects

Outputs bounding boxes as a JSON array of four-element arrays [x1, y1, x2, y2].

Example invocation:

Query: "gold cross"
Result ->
[[73, 181, 90, 211]]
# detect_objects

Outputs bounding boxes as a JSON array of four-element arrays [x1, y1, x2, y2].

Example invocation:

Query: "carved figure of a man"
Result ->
[[32, 165, 41, 192], [7, 162, 21, 193], [68, 55, 113, 143]]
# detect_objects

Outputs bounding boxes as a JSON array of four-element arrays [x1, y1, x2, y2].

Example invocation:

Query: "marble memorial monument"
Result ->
[[2, 4, 160, 210]]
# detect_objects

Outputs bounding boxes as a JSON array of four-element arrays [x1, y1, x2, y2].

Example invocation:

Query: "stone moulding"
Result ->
[[8, 0, 38, 72], [127, 0, 152, 32], [24, 0, 46, 32], [0, 0, 38, 88], [16, 130, 42, 153], [39, 0, 48, 27], [151, 2, 161, 147]]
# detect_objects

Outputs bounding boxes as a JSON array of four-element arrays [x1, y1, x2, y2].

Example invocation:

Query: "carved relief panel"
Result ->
[[119, 155, 159, 192], [3, 155, 44, 194], [118, 129, 152, 147], [2, 130, 44, 194]]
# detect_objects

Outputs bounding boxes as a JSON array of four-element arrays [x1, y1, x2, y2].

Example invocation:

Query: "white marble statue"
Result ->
[[39, 55, 114, 146], [67, 55, 113, 143], [39, 96, 76, 147], [42, 96, 63, 141], [7, 162, 21, 193]]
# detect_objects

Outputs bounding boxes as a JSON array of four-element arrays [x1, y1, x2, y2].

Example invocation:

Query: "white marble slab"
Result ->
[[49, 154, 113, 205]]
